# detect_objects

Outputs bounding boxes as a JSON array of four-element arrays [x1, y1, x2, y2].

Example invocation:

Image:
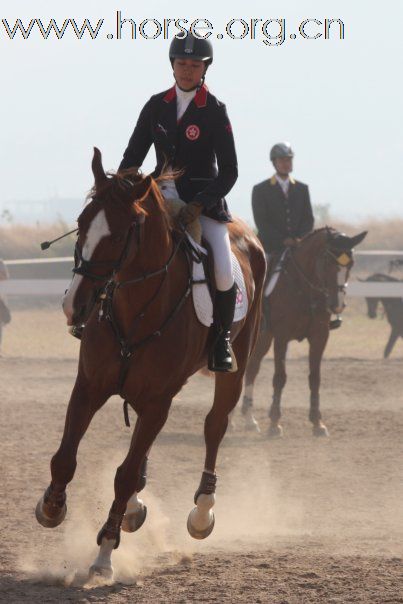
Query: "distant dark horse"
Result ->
[[35, 148, 266, 580], [241, 228, 367, 437], [364, 273, 403, 358]]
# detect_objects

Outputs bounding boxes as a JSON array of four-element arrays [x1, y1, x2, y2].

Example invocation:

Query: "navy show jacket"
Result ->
[[119, 84, 238, 222], [252, 175, 315, 252]]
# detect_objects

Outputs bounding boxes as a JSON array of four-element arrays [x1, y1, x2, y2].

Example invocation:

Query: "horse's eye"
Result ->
[[112, 235, 124, 244]]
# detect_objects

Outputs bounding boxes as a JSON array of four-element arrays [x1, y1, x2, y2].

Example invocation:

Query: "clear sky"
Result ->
[[1, 0, 402, 225]]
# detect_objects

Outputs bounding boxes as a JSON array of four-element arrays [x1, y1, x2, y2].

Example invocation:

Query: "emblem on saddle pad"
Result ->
[[236, 289, 244, 306], [186, 125, 200, 141]]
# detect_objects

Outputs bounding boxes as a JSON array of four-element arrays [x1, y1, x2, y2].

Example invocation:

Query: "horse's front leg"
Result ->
[[35, 375, 109, 528], [308, 330, 329, 437], [384, 327, 399, 359], [89, 397, 171, 580], [187, 370, 244, 540], [268, 337, 288, 438], [241, 325, 273, 433]]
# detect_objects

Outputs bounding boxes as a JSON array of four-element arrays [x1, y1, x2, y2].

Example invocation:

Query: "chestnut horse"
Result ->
[[35, 148, 266, 580], [241, 227, 367, 437]]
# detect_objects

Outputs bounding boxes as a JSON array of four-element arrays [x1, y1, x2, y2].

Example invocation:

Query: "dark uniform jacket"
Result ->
[[252, 175, 314, 252], [119, 84, 238, 223]]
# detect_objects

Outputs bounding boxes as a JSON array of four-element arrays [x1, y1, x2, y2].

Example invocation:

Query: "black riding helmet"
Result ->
[[169, 32, 213, 66]]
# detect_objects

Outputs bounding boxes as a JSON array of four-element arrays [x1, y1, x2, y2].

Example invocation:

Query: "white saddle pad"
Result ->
[[264, 250, 287, 297], [187, 235, 248, 328]]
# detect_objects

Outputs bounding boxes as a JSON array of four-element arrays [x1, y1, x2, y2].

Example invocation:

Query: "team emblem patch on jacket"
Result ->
[[186, 125, 200, 141]]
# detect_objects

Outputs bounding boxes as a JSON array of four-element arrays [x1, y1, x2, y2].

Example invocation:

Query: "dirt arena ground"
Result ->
[[1, 298, 402, 603]]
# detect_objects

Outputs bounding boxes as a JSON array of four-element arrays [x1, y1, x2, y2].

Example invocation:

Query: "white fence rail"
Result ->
[[1, 254, 403, 297], [2, 280, 402, 297], [0, 280, 70, 295]]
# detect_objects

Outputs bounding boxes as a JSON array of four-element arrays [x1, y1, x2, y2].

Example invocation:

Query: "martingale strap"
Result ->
[[99, 235, 197, 426]]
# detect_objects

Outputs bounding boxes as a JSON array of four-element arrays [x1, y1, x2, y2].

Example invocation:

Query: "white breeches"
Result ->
[[157, 185, 234, 292], [199, 216, 234, 292]]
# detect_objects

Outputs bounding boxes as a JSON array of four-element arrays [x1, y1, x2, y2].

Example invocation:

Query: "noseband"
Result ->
[[73, 220, 141, 283], [290, 248, 353, 299]]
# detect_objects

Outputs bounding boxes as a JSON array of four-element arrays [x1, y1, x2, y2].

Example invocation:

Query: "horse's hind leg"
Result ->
[[36, 376, 109, 528], [89, 397, 171, 579], [268, 337, 287, 438], [187, 330, 252, 540], [187, 371, 244, 539], [242, 324, 273, 432]]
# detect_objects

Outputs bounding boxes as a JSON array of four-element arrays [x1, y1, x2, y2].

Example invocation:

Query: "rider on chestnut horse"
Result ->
[[35, 34, 266, 581], [118, 32, 238, 372]]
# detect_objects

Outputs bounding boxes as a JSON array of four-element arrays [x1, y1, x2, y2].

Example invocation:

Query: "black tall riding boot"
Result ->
[[208, 283, 237, 372]]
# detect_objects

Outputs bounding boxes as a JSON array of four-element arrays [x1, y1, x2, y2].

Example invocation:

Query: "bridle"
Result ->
[[73, 220, 140, 283], [289, 247, 353, 303]]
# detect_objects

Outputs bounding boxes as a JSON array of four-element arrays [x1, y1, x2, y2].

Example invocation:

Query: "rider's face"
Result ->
[[274, 157, 293, 177], [173, 59, 206, 90]]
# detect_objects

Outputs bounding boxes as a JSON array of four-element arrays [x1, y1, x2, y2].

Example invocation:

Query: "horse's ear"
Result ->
[[349, 230, 368, 249], [92, 147, 107, 187]]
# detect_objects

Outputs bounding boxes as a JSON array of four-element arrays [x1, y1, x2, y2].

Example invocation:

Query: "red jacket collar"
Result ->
[[163, 85, 176, 103], [163, 84, 208, 107], [194, 84, 208, 107]]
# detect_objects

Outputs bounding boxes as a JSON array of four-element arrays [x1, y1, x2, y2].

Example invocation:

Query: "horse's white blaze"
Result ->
[[62, 209, 111, 324], [335, 267, 348, 312]]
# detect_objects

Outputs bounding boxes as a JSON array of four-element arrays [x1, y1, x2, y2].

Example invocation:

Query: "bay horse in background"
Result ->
[[363, 273, 403, 358], [35, 148, 266, 580], [241, 227, 367, 437]]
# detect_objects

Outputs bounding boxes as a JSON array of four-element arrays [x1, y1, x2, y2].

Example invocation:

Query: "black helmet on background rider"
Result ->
[[169, 32, 213, 67], [270, 142, 295, 163]]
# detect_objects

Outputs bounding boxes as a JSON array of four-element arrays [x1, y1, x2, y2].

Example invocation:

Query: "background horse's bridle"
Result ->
[[289, 247, 353, 301]]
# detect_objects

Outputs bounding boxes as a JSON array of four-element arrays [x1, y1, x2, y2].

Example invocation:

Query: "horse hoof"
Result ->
[[313, 424, 329, 437], [244, 416, 261, 433], [121, 505, 147, 533], [187, 508, 215, 540], [267, 424, 283, 439], [88, 564, 114, 583], [35, 496, 67, 528]]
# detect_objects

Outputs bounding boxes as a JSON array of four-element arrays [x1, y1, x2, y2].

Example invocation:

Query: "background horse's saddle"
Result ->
[[264, 250, 289, 298]]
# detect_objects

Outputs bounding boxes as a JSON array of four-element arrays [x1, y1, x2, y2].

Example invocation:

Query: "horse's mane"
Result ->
[[300, 226, 339, 244], [85, 167, 180, 230]]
